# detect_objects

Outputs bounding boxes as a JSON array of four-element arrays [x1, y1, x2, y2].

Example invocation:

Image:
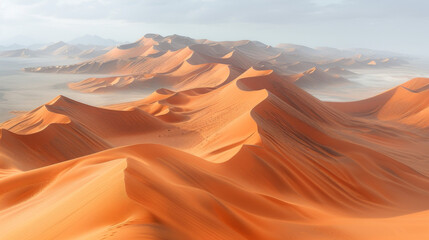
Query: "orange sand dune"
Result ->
[[27, 34, 399, 76], [2, 144, 429, 240], [24, 35, 273, 75], [289, 67, 351, 88], [24, 34, 410, 98], [67, 53, 351, 94], [65, 40, 273, 93], [2, 67, 429, 239], [69, 62, 242, 93], [23, 34, 408, 97], [328, 77, 429, 127]]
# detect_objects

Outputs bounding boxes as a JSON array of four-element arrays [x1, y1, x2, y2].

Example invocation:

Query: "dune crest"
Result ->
[[24, 34, 408, 95], [290, 67, 352, 88], [328, 77, 429, 127], [3, 64, 429, 238], [2, 34, 428, 239]]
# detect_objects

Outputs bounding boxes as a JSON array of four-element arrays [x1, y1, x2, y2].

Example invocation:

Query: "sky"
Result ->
[[0, 0, 428, 56]]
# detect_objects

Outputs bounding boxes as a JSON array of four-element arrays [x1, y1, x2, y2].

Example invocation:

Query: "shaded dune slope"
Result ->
[[27, 34, 399, 93], [2, 69, 429, 239], [328, 78, 429, 127]]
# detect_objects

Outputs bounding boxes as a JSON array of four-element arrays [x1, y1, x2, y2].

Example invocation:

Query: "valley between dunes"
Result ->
[[1, 34, 429, 240]]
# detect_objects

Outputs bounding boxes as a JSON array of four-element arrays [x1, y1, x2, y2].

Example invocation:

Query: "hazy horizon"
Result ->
[[1, 0, 428, 57]]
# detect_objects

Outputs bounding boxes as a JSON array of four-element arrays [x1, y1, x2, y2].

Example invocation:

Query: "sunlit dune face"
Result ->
[[1, 33, 429, 240]]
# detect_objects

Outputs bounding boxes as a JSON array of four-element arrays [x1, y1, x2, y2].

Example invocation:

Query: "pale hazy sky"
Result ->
[[0, 0, 428, 56]]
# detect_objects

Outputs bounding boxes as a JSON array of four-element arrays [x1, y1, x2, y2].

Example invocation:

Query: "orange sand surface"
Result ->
[[2, 35, 429, 239], [25, 34, 401, 93]]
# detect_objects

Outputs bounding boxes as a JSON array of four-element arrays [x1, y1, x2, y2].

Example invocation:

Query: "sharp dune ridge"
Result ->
[[2, 34, 429, 239], [327, 77, 429, 127], [25, 34, 402, 93], [3, 62, 429, 238]]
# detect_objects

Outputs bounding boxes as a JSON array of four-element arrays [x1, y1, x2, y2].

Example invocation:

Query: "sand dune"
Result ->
[[290, 67, 352, 88], [1, 34, 426, 239], [25, 34, 403, 77], [3, 61, 429, 239], [68, 62, 241, 93], [327, 77, 429, 127], [63, 35, 368, 93]]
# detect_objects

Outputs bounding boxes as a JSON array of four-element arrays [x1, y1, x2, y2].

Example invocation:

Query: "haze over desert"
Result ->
[[1, 1, 429, 239]]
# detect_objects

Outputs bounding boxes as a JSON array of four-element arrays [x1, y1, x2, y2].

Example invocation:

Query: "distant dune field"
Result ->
[[1, 34, 429, 240]]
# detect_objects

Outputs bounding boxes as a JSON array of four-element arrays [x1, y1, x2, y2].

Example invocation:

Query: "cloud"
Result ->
[[0, 0, 428, 55], [1, 0, 427, 25]]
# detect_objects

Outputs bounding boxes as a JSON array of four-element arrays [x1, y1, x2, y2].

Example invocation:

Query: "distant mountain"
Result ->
[[0, 49, 39, 58], [0, 44, 26, 51], [39, 41, 68, 52], [0, 41, 111, 59], [27, 43, 47, 50], [68, 35, 121, 46]]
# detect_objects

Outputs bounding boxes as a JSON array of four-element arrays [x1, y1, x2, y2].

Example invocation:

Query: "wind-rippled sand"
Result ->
[[2, 35, 429, 239]]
